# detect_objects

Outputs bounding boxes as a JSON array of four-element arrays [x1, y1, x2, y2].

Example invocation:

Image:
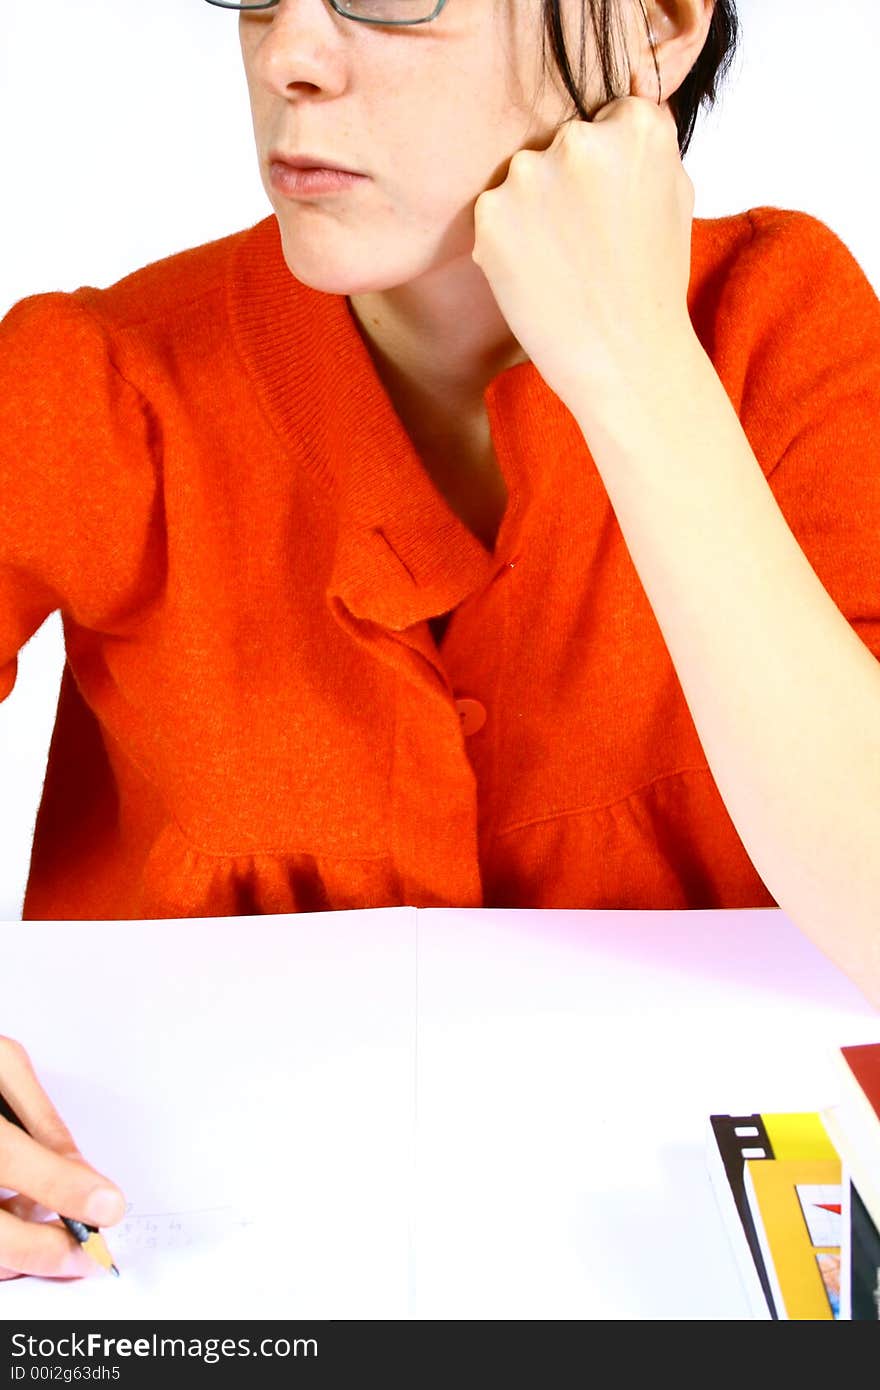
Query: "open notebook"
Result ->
[[0, 904, 875, 1319]]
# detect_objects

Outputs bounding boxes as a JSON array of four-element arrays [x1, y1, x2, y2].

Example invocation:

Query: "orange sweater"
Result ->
[[2, 208, 879, 920]]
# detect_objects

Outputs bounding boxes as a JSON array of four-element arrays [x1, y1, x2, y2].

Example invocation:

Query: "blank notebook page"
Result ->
[[0, 907, 417, 1319]]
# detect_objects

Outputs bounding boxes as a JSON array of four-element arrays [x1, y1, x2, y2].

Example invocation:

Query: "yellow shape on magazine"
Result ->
[[762, 1113, 837, 1161], [745, 1156, 841, 1320]]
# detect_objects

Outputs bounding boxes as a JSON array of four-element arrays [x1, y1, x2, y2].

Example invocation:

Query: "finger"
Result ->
[[0, 1037, 126, 1226], [0, 1209, 100, 1279], [0, 1036, 82, 1159], [0, 1123, 125, 1230], [590, 95, 628, 123], [0, 1192, 55, 1223]]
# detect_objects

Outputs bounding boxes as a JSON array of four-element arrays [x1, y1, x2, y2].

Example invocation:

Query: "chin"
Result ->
[[272, 231, 353, 295], [275, 230, 422, 298]]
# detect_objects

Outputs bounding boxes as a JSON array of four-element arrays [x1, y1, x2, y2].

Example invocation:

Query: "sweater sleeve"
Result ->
[[735, 207, 880, 666], [0, 290, 163, 704]]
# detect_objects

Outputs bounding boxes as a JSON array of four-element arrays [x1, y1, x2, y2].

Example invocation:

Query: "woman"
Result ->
[[1, 0, 879, 1281]]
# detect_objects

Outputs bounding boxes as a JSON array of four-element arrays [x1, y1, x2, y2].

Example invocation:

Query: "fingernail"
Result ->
[[85, 1188, 123, 1227]]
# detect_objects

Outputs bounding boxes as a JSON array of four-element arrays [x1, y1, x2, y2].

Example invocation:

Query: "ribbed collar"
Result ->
[[226, 212, 710, 633], [226, 214, 594, 630]]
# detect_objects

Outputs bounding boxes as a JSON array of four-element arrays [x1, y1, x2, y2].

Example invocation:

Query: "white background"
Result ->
[[1, 0, 878, 917]]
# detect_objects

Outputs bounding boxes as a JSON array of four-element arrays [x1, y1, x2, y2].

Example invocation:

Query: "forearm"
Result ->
[[572, 329, 880, 1008]]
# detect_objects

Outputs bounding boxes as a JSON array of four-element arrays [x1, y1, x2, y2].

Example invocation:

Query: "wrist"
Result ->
[[568, 318, 705, 433]]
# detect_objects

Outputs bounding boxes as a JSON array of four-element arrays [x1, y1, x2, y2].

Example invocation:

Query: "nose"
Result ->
[[243, 0, 352, 99]]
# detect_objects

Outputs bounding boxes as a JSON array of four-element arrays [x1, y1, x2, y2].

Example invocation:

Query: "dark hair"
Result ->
[[539, 0, 740, 157]]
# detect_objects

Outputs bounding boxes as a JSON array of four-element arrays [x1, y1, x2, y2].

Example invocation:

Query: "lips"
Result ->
[[269, 150, 362, 175]]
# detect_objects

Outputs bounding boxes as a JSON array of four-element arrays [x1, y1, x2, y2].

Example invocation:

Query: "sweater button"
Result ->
[[455, 697, 487, 736]]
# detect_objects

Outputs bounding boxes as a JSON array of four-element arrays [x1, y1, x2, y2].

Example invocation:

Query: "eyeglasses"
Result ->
[[203, 0, 450, 26]]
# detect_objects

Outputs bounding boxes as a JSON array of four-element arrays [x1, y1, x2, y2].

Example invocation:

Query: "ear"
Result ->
[[628, 0, 716, 104]]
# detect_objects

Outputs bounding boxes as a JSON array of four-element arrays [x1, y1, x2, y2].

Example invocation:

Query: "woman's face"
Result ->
[[240, 0, 627, 297]]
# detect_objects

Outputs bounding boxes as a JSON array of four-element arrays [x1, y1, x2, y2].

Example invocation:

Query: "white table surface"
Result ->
[[0, 904, 876, 1320]]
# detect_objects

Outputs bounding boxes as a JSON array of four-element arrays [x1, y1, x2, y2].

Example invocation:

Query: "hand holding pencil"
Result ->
[[0, 1035, 124, 1280]]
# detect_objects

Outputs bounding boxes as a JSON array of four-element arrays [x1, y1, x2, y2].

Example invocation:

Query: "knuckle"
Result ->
[[509, 147, 539, 176], [558, 123, 586, 156], [473, 193, 494, 230], [0, 1035, 28, 1064], [630, 101, 662, 143], [39, 1115, 79, 1158]]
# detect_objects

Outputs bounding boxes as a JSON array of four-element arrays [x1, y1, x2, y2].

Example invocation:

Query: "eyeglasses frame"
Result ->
[[203, 0, 450, 27]]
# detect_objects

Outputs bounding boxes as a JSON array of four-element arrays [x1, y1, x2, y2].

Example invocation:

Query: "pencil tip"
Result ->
[[110, 1264, 120, 1278]]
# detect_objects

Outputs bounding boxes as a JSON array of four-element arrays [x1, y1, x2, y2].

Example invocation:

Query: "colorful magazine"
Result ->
[[707, 1112, 840, 1319], [744, 1157, 841, 1319]]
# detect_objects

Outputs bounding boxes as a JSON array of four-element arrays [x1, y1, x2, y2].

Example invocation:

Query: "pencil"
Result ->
[[0, 1088, 120, 1276]]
